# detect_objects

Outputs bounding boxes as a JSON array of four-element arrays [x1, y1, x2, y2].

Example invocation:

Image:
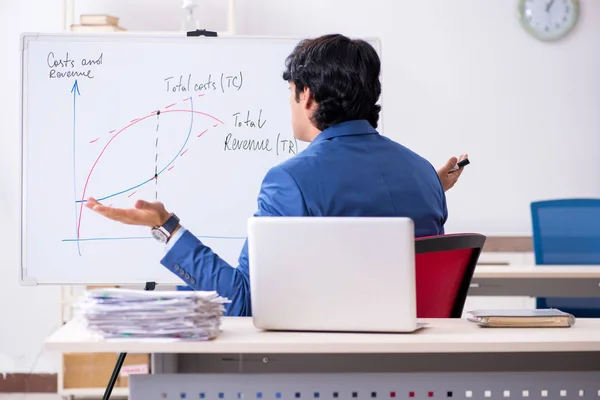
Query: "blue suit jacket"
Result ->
[[161, 119, 447, 316]]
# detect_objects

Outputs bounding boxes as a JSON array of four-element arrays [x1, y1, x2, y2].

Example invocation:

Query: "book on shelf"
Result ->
[[80, 14, 120, 26], [70, 13, 125, 32]]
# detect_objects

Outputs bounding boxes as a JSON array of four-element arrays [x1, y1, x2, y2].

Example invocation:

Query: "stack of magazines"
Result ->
[[75, 288, 230, 340]]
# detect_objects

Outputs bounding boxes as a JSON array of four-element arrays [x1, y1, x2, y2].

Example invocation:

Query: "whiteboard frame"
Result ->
[[18, 32, 383, 286]]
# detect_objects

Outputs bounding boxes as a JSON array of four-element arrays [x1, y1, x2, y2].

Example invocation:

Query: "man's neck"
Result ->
[[305, 127, 321, 142]]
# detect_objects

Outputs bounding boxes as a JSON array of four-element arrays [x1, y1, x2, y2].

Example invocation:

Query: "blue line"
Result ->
[[76, 96, 195, 203], [84, 177, 155, 201], [63, 236, 150, 242], [71, 80, 81, 256], [61, 235, 246, 242]]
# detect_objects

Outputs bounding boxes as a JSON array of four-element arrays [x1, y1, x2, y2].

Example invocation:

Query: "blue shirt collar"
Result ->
[[310, 120, 378, 145]]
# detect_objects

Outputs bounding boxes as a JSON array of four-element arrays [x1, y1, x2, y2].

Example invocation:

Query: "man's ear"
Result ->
[[303, 87, 317, 111]]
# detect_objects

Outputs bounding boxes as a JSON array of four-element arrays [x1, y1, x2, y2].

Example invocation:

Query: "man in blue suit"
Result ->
[[87, 34, 467, 316]]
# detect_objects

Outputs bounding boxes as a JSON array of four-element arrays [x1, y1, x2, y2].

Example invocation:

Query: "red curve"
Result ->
[[76, 107, 224, 241]]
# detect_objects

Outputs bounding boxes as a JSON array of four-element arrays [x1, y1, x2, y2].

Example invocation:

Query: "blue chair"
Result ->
[[531, 198, 600, 317]]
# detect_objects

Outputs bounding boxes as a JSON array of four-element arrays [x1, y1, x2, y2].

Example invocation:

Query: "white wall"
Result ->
[[1, 0, 600, 374], [73, 0, 600, 235], [72, 0, 228, 33], [0, 0, 64, 374]]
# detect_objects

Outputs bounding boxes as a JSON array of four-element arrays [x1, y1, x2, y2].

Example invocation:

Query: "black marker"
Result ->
[[451, 157, 470, 171]]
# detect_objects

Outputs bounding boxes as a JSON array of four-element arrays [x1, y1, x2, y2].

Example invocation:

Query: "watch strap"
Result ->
[[161, 213, 180, 235]]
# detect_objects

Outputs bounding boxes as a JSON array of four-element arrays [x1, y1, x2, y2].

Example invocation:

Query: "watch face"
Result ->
[[151, 228, 168, 243], [518, 0, 579, 41]]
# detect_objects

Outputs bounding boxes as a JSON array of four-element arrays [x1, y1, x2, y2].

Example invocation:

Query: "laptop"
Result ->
[[247, 217, 418, 333]]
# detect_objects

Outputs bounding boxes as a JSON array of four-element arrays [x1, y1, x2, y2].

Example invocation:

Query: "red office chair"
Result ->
[[415, 233, 487, 318]]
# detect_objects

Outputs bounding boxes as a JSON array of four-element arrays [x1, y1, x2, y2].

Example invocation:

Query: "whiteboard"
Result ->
[[20, 33, 382, 285]]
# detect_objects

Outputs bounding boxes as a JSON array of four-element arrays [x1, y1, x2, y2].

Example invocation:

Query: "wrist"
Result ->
[[151, 213, 180, 244], [159, 211, 171, 226]]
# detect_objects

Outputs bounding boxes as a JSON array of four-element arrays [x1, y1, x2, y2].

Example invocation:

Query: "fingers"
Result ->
[[135, 199, 165, 212], [452, 167, 464, 178], [452, 154, 468, 176], [86, 197, 114, 214], [85, 196, 162, 226], [86, 197, 120, 214], [135, 199, 150, 210], [96, 207, 125, 220], [438, 153, 468, 192], [85, 197, 100, 210], [101, 207, 151, 225], [446, 154, 469, 175], [90, 203, 128, 221], [440, 157, 458, 174], [84, 197, 133, 223]]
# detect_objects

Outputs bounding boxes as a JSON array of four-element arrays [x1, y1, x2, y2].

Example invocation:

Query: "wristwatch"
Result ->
[[151, 213, 180, 243]]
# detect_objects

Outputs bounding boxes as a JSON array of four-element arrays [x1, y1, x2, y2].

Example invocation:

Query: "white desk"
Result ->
[[46, 317, 600, 399], [46, 317, 600, 354], [470, 264, 600, 297]]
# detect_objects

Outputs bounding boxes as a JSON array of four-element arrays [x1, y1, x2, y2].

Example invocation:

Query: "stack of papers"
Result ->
[[75, 288, 230, 340]]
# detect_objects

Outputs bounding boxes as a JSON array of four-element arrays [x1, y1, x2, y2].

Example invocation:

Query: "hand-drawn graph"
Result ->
[[64, 79, 235, 255]]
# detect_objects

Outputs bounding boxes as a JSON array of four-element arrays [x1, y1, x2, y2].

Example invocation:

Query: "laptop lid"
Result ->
[[247, 217, 417, 332]]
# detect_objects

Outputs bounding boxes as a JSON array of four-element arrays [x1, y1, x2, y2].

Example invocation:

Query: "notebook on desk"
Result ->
[[466, 308, 576, 328]]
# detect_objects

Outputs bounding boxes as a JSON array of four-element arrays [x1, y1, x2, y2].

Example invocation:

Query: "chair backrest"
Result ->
[[531, 199, 600, 317], [531, 199, 600, 264], [415, 233, 487, 318]]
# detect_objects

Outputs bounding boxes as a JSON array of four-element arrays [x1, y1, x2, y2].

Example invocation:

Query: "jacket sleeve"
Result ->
[[160, 165, 307, 316]]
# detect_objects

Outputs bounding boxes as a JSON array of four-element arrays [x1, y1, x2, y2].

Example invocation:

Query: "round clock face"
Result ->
[[518, 0, 579, 41]]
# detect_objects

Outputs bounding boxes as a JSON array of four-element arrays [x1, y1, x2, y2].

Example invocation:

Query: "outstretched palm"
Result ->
[[85, 197, 170, 227]]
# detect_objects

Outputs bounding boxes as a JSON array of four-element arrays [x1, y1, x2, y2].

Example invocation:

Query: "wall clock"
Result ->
[[518, 0, 579, 41]]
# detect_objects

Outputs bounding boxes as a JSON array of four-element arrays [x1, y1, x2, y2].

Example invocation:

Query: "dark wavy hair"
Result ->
[[282, 34, 382, 131]]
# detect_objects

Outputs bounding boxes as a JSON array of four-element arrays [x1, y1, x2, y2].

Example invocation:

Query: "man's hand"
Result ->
[[437, 154, 468, 192], [85, 197, 170, 227]]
